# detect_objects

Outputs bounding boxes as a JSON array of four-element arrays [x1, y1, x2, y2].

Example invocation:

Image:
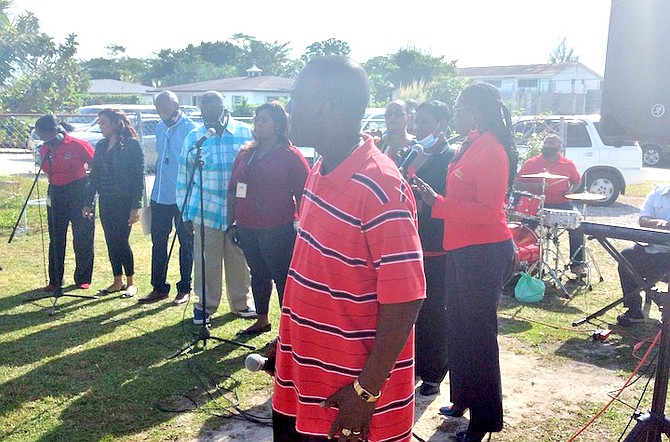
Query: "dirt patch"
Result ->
[[201, 336, 634, 441]]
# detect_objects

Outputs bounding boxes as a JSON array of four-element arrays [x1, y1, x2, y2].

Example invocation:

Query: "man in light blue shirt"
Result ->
[[177, 91, 256, 324], [138, 91, 199, 305], [617, 183, 670, 326]]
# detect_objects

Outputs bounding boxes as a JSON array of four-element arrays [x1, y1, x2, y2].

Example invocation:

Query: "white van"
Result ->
[[513, 114, 645, 206]]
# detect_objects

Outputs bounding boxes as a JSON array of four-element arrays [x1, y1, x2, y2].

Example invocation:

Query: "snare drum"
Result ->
[[504, 222, 541, 285], [507, 191, 542, 221], [540, 208, 583, 229]]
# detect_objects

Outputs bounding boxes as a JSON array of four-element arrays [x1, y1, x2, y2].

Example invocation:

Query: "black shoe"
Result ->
[[419, 382, 440, 396], [617, 309, 645, 327], [453, 430, 486, 442], [439, 404, 467, 417]]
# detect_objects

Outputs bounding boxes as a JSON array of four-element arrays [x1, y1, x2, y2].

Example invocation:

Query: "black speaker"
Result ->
[[600, 0, 670, 144]]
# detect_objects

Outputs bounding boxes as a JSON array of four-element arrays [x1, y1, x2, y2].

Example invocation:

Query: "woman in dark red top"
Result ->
[[227, 102, 310, 335], [414, 83, 517, 442], [35, 114, 95, 294]]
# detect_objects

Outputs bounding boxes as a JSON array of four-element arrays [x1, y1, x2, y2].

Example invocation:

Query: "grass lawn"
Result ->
[[0, 174, 277, 441], [0, 174, 666, 441]]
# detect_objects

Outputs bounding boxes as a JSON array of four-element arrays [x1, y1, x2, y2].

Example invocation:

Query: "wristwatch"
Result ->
[[353, 379, 381, 403]]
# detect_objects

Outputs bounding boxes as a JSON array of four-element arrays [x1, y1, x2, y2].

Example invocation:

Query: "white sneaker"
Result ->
[[235, 307, 257, 318]]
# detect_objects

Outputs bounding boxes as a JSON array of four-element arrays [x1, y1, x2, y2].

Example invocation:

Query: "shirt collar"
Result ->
[[316, 134, 377, 184]]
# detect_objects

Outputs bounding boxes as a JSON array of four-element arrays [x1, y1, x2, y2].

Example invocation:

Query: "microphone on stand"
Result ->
[[193, 127, 217, 150], [398, 148, 419, 177]]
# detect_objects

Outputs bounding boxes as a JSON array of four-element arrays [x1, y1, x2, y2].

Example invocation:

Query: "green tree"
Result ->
[[548, 37, 579, 63], [364, 48, 463, 108], [0, 9, 89, 112], [1, 33, 90, 112], [300, 38, 351, 63]]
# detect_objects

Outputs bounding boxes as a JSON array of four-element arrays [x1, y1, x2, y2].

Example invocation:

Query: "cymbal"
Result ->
[[565, 192, 607, 201], [520, 171, 568, 180]]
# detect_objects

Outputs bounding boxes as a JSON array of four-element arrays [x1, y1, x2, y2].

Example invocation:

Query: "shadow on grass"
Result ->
[[0, 316, 256, 441]]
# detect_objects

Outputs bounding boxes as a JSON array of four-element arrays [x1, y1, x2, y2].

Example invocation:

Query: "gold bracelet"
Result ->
[[353, 379, 381, 403]]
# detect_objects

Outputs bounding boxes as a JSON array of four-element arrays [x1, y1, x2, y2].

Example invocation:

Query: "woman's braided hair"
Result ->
[[458, 82, 518, 189]]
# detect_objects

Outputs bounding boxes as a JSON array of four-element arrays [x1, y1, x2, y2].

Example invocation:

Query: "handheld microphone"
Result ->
[[245, 353, 275, 373], [398, 148, 419, 176], [193, 127, 217, 150]]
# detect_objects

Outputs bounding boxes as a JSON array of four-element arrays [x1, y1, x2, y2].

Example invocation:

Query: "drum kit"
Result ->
[[506, 171, 606, 296]]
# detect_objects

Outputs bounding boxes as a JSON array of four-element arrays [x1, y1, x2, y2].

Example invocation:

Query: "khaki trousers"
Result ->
[[193, 223, 253, 315]]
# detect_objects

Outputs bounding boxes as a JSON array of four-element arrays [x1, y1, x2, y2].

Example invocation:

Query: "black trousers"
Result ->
[[150, 202, 193, 293], [99, 195, 134, 277], [237, 223, 296, 315], [47, 178, 95, 287], [415, 254, 449, 384], [272, 410, 329, 441], [619, 244, 670, 311], [444, 239, 514, 434]]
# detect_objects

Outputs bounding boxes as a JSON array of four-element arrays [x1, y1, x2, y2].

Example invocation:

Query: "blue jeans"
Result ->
[[237, 223, 296, 315], [150, 202, 193, 294]]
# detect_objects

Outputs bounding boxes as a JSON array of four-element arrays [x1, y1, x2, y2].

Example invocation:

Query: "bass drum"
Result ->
[[504, 222, 541, 286]]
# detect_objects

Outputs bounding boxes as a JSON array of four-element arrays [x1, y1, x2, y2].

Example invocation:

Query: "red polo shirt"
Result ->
[[516, 154, 581, 204], [40, 134, 94, 186], [432, 132, 512, 251], [273, 136, 425, 442], [229, 144, 310, 229]]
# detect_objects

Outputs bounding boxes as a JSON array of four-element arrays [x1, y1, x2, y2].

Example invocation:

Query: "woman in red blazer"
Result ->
[[413, 83, 517, 442]]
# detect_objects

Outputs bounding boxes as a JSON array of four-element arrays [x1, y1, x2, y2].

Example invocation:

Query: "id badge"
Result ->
[[46, 195, 52, 207], [236, 182, 248, 198]]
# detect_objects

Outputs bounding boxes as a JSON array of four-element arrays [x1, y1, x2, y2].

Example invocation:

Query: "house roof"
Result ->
[[153, 75, 294, 93], [457, 62, 602, 79], [90, 79, 153, 95]]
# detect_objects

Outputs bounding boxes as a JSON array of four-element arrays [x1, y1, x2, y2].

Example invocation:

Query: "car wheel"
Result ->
[[586, 171, 620, 206], [642, 144, 663, 167]]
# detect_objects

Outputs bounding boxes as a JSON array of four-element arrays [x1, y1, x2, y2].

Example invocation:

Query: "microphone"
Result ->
[[193, 127, 217, 150], [245, 353, 275, 373], [398, 148, 419, 176]]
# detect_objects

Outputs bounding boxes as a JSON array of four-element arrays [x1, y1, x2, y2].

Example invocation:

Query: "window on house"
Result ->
[[232, 95, 244, 106], [518, 79, 538, 88]]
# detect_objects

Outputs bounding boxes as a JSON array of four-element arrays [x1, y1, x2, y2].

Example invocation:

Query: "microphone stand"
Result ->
[[169, 119, 255, 359], [14, 143, 97, 315]]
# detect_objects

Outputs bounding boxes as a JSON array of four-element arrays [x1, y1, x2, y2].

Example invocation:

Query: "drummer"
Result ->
[[515, 134, 585, 275]]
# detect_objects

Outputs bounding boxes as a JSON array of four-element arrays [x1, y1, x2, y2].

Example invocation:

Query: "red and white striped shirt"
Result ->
[[273, 137, 426, 442]]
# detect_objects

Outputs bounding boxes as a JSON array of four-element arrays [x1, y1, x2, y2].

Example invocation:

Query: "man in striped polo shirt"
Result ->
[[272, 56, 426, 442]]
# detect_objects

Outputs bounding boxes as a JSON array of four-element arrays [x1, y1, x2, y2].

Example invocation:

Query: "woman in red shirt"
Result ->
[[227, 102, 310, 335], [414, 83, 517, 442]]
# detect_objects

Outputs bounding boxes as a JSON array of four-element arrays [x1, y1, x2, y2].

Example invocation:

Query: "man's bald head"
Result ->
[[155, 90, 180, 124]]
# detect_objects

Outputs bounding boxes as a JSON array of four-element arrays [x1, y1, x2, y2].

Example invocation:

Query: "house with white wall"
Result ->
[[457, 62, 603, 115], [89, 79, 155, 104], [152, 65, 293, 111]]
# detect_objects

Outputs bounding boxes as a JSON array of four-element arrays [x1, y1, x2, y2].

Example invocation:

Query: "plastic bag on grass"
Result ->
[[514, 272, 545, 303]]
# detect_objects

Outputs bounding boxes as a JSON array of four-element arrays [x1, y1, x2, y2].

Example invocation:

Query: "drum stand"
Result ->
[[533, 179, 572, 299], [565, 198, 604, 291]]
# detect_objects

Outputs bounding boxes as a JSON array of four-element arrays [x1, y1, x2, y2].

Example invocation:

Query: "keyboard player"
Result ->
[[618, 184, 670, 326]]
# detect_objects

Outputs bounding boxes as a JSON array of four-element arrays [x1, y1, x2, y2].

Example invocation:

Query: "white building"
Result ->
[[457, 62, 603, 115], [152, 65, 292, 110]]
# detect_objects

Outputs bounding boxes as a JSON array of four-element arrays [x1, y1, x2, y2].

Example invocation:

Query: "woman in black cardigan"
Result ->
[[83, 109, 144, 297]]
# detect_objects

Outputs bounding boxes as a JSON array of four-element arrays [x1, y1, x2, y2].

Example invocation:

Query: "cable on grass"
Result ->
[[565, 328, 661, 441]]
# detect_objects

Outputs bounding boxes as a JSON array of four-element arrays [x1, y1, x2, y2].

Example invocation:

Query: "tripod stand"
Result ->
[[564, 192, 606, 290], [169, 122, 255, 359], [9, 144, 97, 315], [624, 291, 670, 441]]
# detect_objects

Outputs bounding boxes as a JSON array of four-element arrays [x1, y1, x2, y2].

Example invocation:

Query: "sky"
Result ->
[[9, 0, 613, 75]]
